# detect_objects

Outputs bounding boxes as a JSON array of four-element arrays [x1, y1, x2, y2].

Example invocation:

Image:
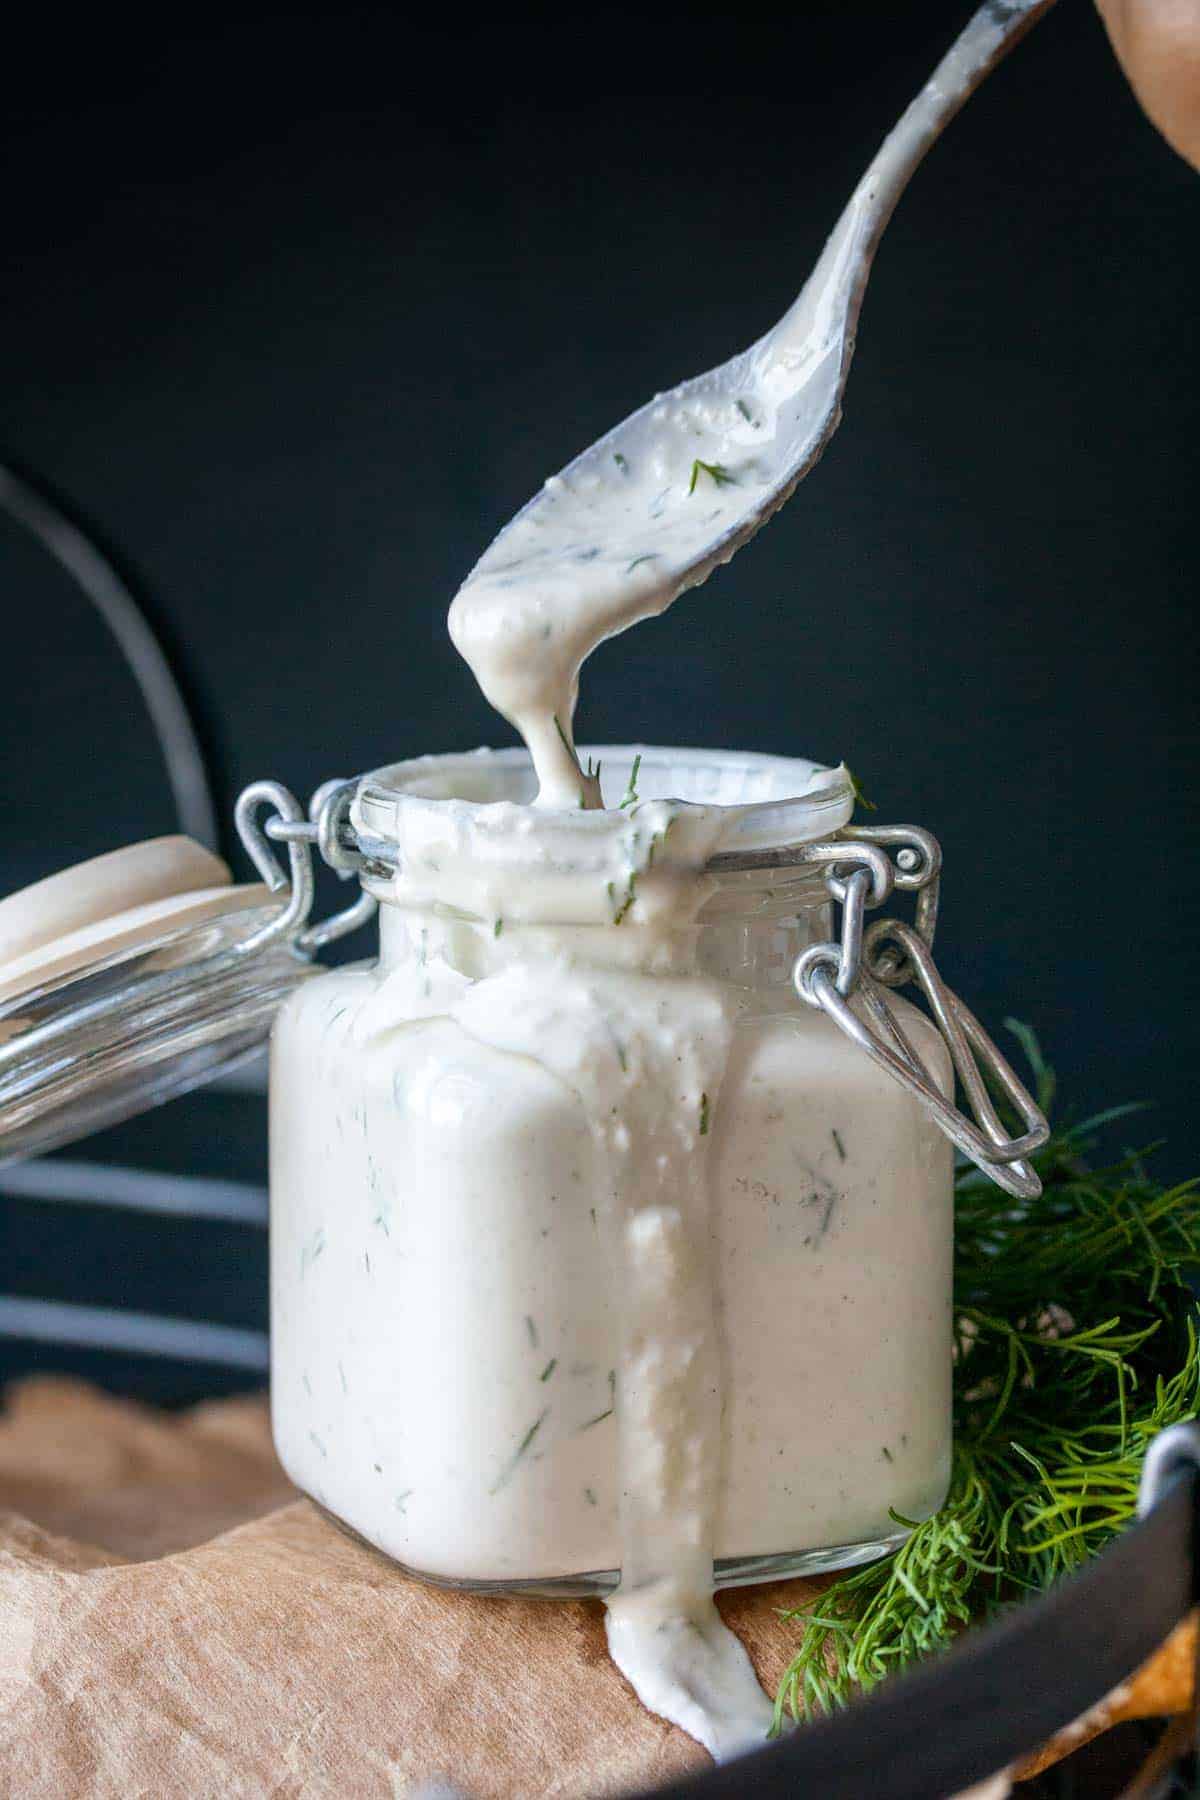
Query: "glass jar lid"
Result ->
[[0, 836, 314, 1164]]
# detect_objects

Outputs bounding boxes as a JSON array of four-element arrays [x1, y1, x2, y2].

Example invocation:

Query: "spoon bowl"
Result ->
[[452, 0, 1056, 704]]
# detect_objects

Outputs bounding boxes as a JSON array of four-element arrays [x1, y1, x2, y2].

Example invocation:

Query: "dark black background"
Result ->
[[1, 0, 1197, 1395]]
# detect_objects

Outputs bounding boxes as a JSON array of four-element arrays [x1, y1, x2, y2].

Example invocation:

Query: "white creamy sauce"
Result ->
[[277, 44, 978, 1757], [446, 398, 778, 809], [435, 108, 956, 1747], [444, 23, 979, 814], [453, 937, 774, 1757], [341, 790, 780, 1749], [439, 172, 875, 1752], [446, 0, 1006, 803], [271, 778, 954, 1756]]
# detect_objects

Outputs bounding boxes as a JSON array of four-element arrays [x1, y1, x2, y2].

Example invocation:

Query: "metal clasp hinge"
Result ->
[[792, 824, 1049, 1199], [233, 779, 378, 958]]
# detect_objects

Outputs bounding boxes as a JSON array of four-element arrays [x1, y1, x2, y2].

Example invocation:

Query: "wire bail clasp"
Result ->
[[234, 778, 378, 958], [792, 824, 1049, 1199]]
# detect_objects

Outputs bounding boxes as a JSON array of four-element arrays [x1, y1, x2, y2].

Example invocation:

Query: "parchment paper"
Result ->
[[0, 1378, 1188, 1797]]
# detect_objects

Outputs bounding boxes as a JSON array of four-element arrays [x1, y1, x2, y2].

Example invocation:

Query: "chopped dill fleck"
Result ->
[[735, 397, 754, 423], [619, 754, 643, 810], [699, 1092, 710, 1136], [578, 1407, 613, 1432], [338, 1360, 348, 1395], [831, 1128, 847, 1162], [627, 553, 660, 573], [489, 1410, 548, 1494], [613, 451, 629, 474], [394, 1489, 413, 1513], [493, 917, 504, 938], [688, 458, 736, 494], [308, 1430, 328, 1459], [556, 714, 602, 800], [880, 1445, 894, 1463], [524, 1315, 539, 1349], [584, 1486, 598, 1506], [612, 871, 638, 925], [540, 1358, 558, 1383]]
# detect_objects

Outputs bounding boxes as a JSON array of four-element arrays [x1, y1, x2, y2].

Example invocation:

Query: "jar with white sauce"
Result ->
[[0, 738, 1047, 1757], [264, 745, 1042, 1595]]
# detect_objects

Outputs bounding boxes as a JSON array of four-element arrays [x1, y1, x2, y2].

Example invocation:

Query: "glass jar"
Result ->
[[268, 748, 965, 1594]]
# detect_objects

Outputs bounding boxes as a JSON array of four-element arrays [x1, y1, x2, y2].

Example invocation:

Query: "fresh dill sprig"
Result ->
[[619, 754, 643, 810], [688, 459, 736, 494], [774, 1029, 1200, 1729]]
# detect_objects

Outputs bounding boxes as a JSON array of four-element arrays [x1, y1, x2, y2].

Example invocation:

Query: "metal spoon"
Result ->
[[460, 0, 1056, 645]]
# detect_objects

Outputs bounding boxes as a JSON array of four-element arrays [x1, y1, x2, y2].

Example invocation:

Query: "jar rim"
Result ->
[[353, 745, 854, 858]]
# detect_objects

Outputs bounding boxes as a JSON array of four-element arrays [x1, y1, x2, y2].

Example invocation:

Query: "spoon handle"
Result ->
[[766, 0, 1056, 385], [858, 0, 1058, 243]]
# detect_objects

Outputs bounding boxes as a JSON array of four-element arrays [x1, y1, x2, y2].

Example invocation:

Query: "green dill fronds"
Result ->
[[619, 754, 643, 810], [774, 1026, 1200, 1727], [700, 1092, 711, 1136], [689, 459, 736, 495]]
